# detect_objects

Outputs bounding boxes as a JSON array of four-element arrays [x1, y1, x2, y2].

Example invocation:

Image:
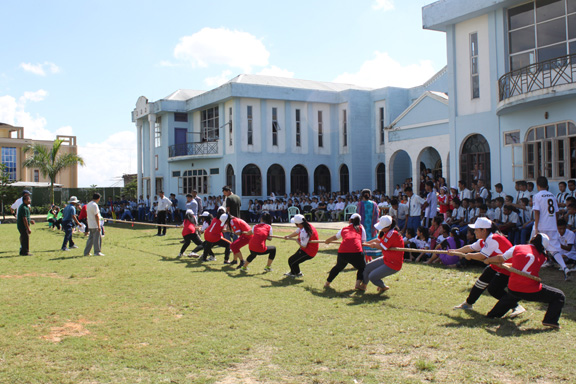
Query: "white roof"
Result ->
[[163, 89, 206, 101], [10, 181, 63, 188], [227, 74, 373, 92]]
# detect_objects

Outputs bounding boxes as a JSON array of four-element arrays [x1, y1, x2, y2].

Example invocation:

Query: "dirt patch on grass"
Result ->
[[41, 318, 93, 343], [0, 272, 65, 279], [214, 345, 280, 384]]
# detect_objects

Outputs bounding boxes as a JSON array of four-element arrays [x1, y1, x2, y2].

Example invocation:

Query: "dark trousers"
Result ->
[[180, 233, 202, 254], [487, 285, 565, 326], [202, 238, 231, 261], [327, 252, 366, 283], [466, 266, 509, 305], [19, 228, 29, 255], [157, 211, 167, 235], [246, 246, 277, 263], [61, 221, 75, 250], [288, 249, 313, 275]]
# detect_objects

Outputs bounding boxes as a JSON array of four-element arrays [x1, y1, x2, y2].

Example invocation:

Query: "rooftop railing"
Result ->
[[499, 53, 576, 101]]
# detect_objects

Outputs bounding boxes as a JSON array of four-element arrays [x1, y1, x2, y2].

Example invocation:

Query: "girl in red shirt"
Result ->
[[324, 213, 367, 290], [284, 214, 319, 277], [223, 214, 252, 268], [241, 212, 275, 272], [178, 209, 202, 258], [362, 215, 404, 292], [485, 234, 566, 328], [201, 209, 231, 263]]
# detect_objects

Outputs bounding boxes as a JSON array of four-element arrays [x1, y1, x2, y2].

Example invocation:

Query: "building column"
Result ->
[[136, 119, 143, 198], [148, 114, 156, 196]]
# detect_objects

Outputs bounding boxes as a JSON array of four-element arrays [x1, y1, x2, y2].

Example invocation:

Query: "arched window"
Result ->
[[290, 165, 309, 194], [376, 163, 385, 192], [241, 164, 262, 196], [267, 164, 286, 196], [314, 165, 331, 194], [226, 164, 235, 191], [340, 164, 349, 193], [460, 134, 490, 189], [525, 121, 576, 180]]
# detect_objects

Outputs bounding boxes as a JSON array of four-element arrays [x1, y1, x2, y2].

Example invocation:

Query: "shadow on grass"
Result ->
[[439, 311, 557, 336], [50, 254, 94, 261], [302, 285, 387, 305], [256, 276, 305, 288]]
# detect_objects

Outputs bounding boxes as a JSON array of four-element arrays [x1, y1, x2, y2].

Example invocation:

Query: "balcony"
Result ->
[[498, 54, 576, 113], [168, 140, 222, 160]]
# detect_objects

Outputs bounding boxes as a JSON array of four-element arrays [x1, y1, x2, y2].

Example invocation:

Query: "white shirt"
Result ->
[[478, 187, 489, 200], [532, 190, 558, 231], [389, 203, 409, 220], [86, 201, 101, 228], [157, 196, 172, 212], [425, 190, 438, 219], [515, 190, 529, 203], [502, 211, 519, 225], [559, 230, 576, 260], [186, 199, 198, 216], [11, 197, 23, 211], [334, 202, 345, 211], [408, 195, 425, 216], [458, 188, 471, 201], [493, 191, 506, 199]]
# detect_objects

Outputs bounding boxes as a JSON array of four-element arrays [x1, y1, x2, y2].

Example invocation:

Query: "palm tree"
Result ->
[[23, 139, 85, 204]]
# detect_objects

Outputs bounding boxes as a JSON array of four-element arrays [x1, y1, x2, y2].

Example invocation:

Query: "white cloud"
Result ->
[[55, 125, 74, 136], [204, 70, 234, 88], [0, 91, 52, 139], [257, 66, 295, 78], [20, 62, 61, 76], [372, 0, 395, 11], [333, 51, 437, 88], [173, 27, 269, 72], [20, 89, 48, 102], [78, 131, 137, 187]]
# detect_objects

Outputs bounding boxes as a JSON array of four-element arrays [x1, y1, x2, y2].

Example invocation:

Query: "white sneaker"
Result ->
[[508, 305, 526, 318], [96, 252, 105, 256], [284, 272, 295, 277], [541, 261, 552, 268], [564, 268, 571, 281], [453, 302, 474, 310], [187, 252, 199, 258]]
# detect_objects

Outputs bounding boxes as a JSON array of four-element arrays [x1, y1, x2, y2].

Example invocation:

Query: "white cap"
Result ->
[[290, 214, 305, 224], [200, 211, 210, 217], [375, 215, 393, 231], [350, 213, 361, 221], [539, 233, 550, 251], [450, 185, 458, 190], [185, 209, 194, 216], [468, 217, 493, 229], [219, 213, 229, 225]]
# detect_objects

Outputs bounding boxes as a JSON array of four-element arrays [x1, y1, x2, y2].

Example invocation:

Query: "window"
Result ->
[[155, 155, 158, 170], [504, 131, 521, 145], [295, 109, 301, 147], [172, 171, 181, 177], [470, 32, 480, 99], [33, 169, 39, 182], [272, 107, 279, 146], [342, 109, 348, 147], [174, 112, 188, 122], [507, 0, 576, 70], [201, 107, 219, 141], [179, 169, 208, 195], [229, 107, 233, 146], [241, 164, 261, 196], [1, 147, 17, 180], [154, 117, 162, 148], [525, 121, 576, 179], [379, 107, 385, 145], [155, 178, 163, 195], [247, 106, 253, 145], [318, 111, 323, 148]]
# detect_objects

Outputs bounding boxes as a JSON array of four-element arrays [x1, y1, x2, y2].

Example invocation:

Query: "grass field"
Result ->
[[0, 223, 575, 384]]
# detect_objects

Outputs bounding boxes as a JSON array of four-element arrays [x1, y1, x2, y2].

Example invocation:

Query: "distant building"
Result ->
[[423, 0, 576, 193], [122, 173, 137, 187], [0, 123, 79, 187], [132, 72, 449, 208]]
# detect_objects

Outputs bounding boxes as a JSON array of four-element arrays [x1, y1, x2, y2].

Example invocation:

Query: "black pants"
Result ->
[[487, 285, 565, 326], [202, 238, 231, 261], [180, 233, 202, 254], [466, 266, 509, 305], [157, 211, 167, 235], [288, 249, 313, 275], [327, 252, 366, 283], [247, 246, 277, 263], [19, 228, 29, 255]]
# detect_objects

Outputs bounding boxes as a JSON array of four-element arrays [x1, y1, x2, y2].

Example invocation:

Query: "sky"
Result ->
[[0, 0, 446, 188]]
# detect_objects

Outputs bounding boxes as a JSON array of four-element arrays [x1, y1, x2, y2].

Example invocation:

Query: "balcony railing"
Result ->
[[168, 141, 219, 158], [499, 53, 576, 101]]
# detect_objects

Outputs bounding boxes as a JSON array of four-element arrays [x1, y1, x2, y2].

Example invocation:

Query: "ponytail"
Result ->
[[529, 234, 546, 255], [301, 219, 313, 237], [350, 215, 361, 233]]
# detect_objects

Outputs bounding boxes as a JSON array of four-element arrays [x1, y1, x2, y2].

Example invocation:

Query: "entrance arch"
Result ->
[[418, 147, 442, 180], [241, 164, 262, 196], [267, 164, 286, 196], [376, 163, 385, 192], [314, 165, 331, 194], [290, 164, 309, 194], [226, 164, 235, 191], [460, 134, 490, 189], [339, 164, 349, 193], [390, 150, 412, 190]]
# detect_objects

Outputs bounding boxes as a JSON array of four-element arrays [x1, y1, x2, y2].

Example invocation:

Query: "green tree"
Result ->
[[123, 179, 137, 199], [23, 139, 85, 205], [0, 163, 16, 220]]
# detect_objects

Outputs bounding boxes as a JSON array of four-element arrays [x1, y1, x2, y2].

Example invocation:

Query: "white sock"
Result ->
[[552, 252, 567, 270]]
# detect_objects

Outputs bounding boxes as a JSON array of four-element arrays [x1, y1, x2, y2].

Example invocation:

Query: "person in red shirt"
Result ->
[[362, 215, 404, 292], [78, 203, 88, 235], [485, 234, 566, 328], [223, 214, 252, 268], [284, 214, 319, 277], [201, 209, 231, 263], [449, 217, 525, 318], [324, 213, 367, 290], [241, 212, 275, 272], [178, 210, 202, 258]]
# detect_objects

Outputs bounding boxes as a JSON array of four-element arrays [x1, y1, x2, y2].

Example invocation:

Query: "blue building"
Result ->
[[133, 71, 449, 207], [423, 0, 576, 194]]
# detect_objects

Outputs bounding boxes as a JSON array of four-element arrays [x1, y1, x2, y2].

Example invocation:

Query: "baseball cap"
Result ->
[[350, 213, 361, 220], [200, 211, 210, 217], [539, 233, 550, 251], [290, 214, 305, 224], [468, 217, 493, 229], [375, 215, 393, 231], [219, 213, 229, 225]]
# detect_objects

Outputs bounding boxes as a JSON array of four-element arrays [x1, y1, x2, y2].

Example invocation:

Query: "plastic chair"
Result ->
[[344, 204, 357, 220], [287, 206, 300, 222]]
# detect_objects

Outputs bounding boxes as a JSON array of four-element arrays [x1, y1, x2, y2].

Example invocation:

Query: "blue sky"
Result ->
[[0, 0, 445, 187]]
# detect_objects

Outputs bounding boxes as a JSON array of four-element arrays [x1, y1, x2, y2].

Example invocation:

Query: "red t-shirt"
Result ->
[[182, 218, 196, 237], [78, 205, 88, 220], [505, 244, 544, 293], [338, 225, 364, 253], [301, 225, 319, 257], [249, 223, 271, 253], [204, 218, 224, 243], [472, 233, 513, 276], [230, 218, 251, 235], [379, 230, 405, 271], [438, 195, 448, 214]]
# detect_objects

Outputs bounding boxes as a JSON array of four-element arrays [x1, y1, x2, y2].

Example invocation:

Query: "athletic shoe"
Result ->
[[542, 322, 561, 329], [62, 248, 70, 251], [187, 252, 199, 258], [70, 245, 78, 249], [223, 260, 231, 265], [453, 302, 474, 310], [541, 261, 552, 268], [208, 256, 216, 261], [377, 286, 390, 293], [84, 254, 92, 256], [284, 272, 295, 277], [508, 305, 526, 318], [563, 268, 571, 281], [296, 272, 304, 277], [176, 253, 183, 258], [96, 252, 105, 256], [263, 267, 272, 272], [240, 266, 248, 272], [230, 260, 238, 265], [236, 262, 245, 270]]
